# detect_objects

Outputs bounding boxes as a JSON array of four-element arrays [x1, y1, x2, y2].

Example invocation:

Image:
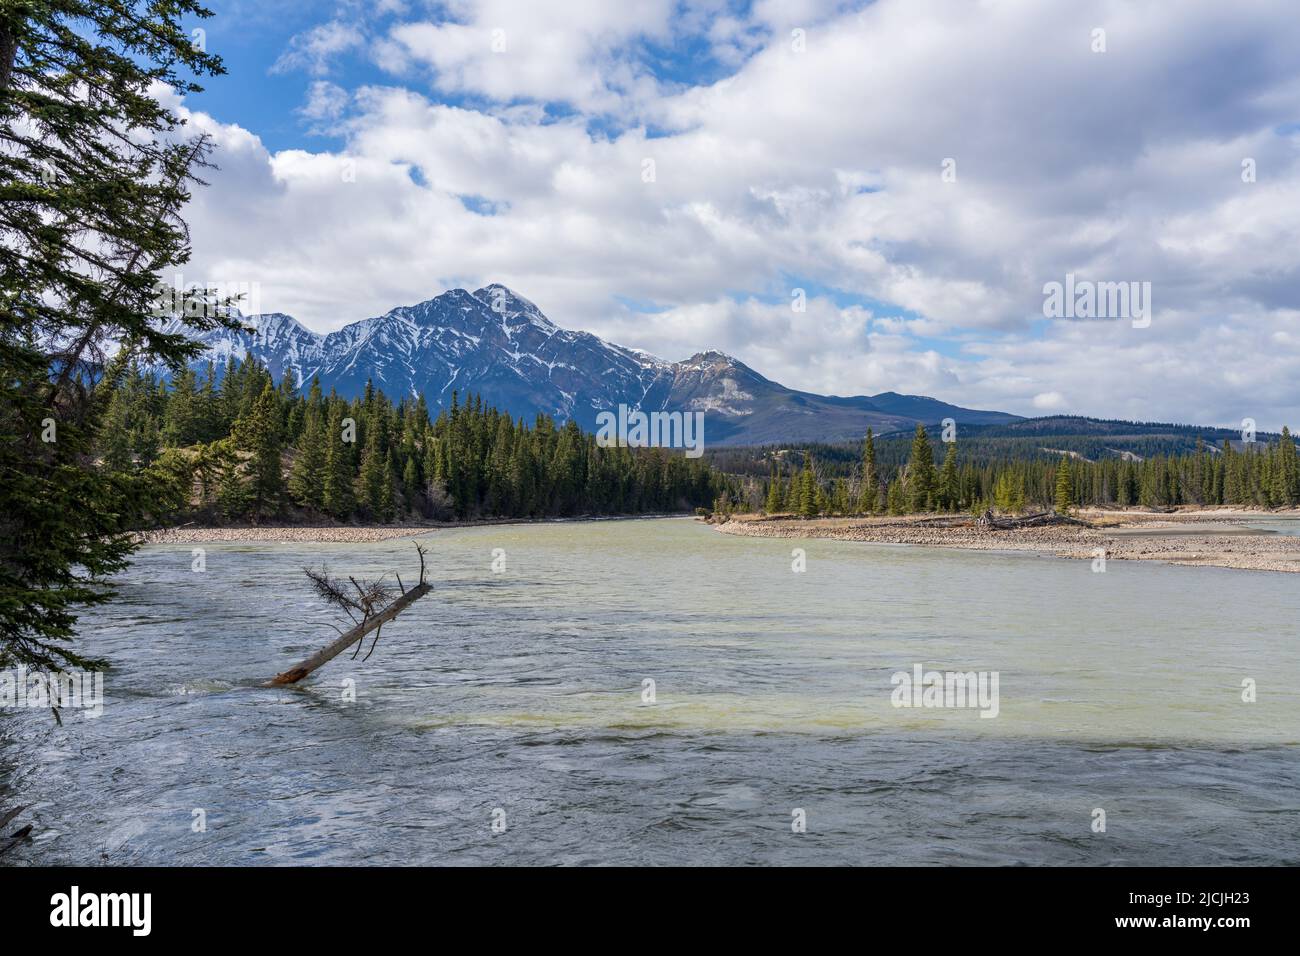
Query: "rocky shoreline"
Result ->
[[133, 525, 434, 544], [712, 509, 1300, 573], [132, 512, 690, 545]]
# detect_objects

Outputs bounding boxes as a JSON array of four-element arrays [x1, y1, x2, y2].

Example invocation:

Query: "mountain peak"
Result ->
[[470, 284, 555, 332], [682, 349, 737, 367], [249, 311, 320, 341]]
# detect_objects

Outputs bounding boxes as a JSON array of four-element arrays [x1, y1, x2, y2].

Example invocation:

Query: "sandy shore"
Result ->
[[712, 508, 1300, 573]]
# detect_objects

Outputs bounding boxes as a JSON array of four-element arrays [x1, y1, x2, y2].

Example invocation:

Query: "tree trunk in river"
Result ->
[[264, 542, 432, 686], [264, 582, 432, 686]]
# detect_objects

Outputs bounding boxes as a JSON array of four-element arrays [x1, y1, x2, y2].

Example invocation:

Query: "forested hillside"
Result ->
[[100, 354, 731, 525]]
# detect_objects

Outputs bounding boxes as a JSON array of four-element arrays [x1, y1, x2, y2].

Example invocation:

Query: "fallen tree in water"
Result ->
[[264, 543, 431, 686]]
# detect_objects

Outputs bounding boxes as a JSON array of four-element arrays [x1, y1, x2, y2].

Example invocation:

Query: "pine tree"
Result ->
[[1277, 426, 1298, 506], [937, 440, 959, 511], [765, 466, 784, 514], [288, 403, 327, 510], [38, 346, 733, 534], [322, 403, 356, 519], [994, 470, 1025, 513], [214, 439, 252, 519], [231, 382, 283, 521], [402, 454, 419, 514], [358, 414, 389, 520], [907, 425, 936, 512], [131, 412, 161, 467], [161, 366, 204, 447], [99, 388, 135, 472], [859, 428, 878, 513], [1054, 455, 1074, 515], [816, 480, 831, 516], [506, 433, 533, 517], [0, 1, 229, 675], [799, 459, 819, 517], [378, 451, 397, 523], [886, 476, 907, 515]]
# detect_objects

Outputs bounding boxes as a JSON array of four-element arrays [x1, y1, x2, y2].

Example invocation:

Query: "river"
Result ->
[[2, 517, 1297, 865]]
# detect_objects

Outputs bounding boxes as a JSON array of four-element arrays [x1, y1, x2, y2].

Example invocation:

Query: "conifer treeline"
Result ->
[[100, 360, 1300, 524], [99, 355, 730, 524], [739, 425, 1300, 517]]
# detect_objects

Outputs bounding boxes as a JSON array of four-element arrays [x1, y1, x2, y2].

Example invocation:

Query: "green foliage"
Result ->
[[937, 439, 960, 512], [1054, 455, 1074, 515], [1, 0, 236, 371], [288, 394, 326, 510], [322, 402, 356, 519], [357, 413, 390, 520], [798, 460, 819, 517], [764, 466, 784, 513], [0, 349, 127, 673], [859, 428, 878, 513], [886, 475, 907, 515], [907, 425, 936, 512], [994, 470, 1026, 514], [0, 0, 235, 678], [741, 427, 1300, 516], [231, 382, 283, 522], [96, 359, 733, 525]]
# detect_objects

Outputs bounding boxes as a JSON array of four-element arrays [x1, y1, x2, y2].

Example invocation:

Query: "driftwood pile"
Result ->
[[902, 510, 1094, 530], [975, 509, 1094, 530]]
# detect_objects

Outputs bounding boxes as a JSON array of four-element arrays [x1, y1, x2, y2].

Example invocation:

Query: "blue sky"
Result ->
[[183, 1, 348, 151], [173, 0, 1300, 428]]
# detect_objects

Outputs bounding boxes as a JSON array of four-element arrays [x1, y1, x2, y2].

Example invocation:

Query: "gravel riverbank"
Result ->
[[132, 513, 691, 545], [713, 509, 1300, 573], [134, 526, 436, 544]]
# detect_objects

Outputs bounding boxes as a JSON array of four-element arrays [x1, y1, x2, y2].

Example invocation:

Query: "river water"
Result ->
[[2, 518, 1297, 865]]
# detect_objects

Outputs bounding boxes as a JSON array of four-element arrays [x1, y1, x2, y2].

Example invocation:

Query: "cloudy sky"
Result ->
[[175, 0, 1300, 429]]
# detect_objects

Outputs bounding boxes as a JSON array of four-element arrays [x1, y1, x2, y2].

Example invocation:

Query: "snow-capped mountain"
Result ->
[[160, 284, 1019, 444]]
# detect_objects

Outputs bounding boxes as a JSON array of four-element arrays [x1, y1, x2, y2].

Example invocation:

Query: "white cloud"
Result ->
[[178, 0, 1300, 429], [384, 0, 679, 113], [272, 20, 365, 76], [299, 80, 350, 122]]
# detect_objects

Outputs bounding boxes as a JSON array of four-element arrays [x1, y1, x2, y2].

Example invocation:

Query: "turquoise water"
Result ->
[[2, 518, 1297, 865]]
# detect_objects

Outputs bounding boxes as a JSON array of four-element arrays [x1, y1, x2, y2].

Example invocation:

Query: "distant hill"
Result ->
[[940, 416, 1273, 459], [704, 415, 1277, 477]]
